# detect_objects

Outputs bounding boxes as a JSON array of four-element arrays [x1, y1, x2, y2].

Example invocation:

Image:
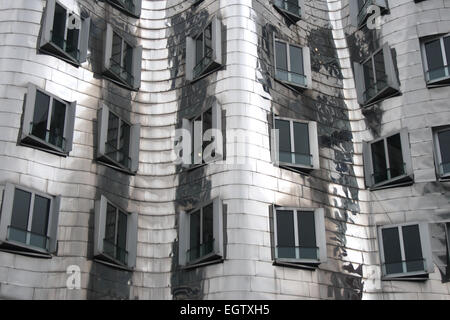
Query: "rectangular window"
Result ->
[[421, 34, 450, 85], [363, 129, 413, 189], [178, 198, 224, 266], [21, 83, 76, 155], [103, 24, 142, 90], [94, 195, 138, 268], [433, 126, 450, 179], [273, 206, 326, 265], [273, 0, 302, 22], [186, 16, 222, 81], [40, 0, 90, 65], [0, 183, 60, 255], [378, 223, 433, 278], [274, 39, 311, 90], [97, 103, 140, 174], [106, 0, 141, 18], [272, 116, 319, 172]]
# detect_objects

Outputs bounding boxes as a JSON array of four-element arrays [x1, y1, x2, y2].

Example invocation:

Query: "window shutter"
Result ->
[[126, 212, 138, 268], [22, 83, 37, 141], [211, 102, 223, 161], [383, 43, 400, 91], [268, 204, 276, 261], [353, 62, 366, 105], [308, 121, 320, 169], [193, 117, 202, 165], [94, 195, 108, 257], [400, 128, 413, 178], [130, 123, 141, 173], [314, 208, 327, 263], [0, 183, 15, 242], [79, 16, 91, 63], [185, 37, 195, 81], [132, 45, 142, 90], [212, 16, 222, 66], [134, 0, 142, 17], [97, 103, 109, 159], [270, 113, 279, 165], [212, 198, 224, 258], [348, 0, 359, 27], [178, 211, 189, 266], [419, 222, 434, 273], [303, 46, 312, 89], [377, 227, 386, 271], [362, 141, 373, 188], [40, 0, 56, 48], [48, 195, 61, 253], [64, 100, 77, 154], [103, 23, 113, 72], [181, 118, 192, 166]]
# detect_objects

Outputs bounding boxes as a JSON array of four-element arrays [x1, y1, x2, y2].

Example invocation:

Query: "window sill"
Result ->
[[278, 162, 315, 175], [103, 69, 138, 92], [361, 85, 400, 107], [182, 255, 224, 270], [21, 135, 68, 157], [106, 0, 140, 18], [426, 76, 450, 88], [273, 259, 320, 270], [189, 63, 223, 84], [368, 174, 413, 191], [97, 156, 136, 175], [0, 240, 53, 259], [94, 256, 133, 271], [274, 77, 309, 93], [273, 5, 302, 24], [39, 42, 81, 68], [381, 271, 429, 281]]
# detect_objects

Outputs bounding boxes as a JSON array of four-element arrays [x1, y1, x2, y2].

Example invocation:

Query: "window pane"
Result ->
[[202, 108, 212, 160], [104, 203, 117, 257], [371, 140, 387, 184], [425, 39, 445, 80], [276, 210, 295, 258], [357, 0, 366, 11], [123, 42, 133, 82], [363, 59, 375, 101], [374, 50, 387, 92], [106, 112, 119, 161], [52, 3, 67, 50], [49, 99, 66, 149], [9, 188, 32, 244], [116, 210, 128, 263], [202, 203, 214, 256], [402, 225, 424, 273], [66, 13, 80, 59], [275, 119, 292, 163], [195, 33, 203, 65], [111, 32, 122, 73], [444, 36, 450, 67], [118, 121, 130, 167], [32, 90, 50, 141], [438, 129, 450, 174], [30, 195, 50, 249], [297, 211, 317, 260], [387, 133, 404, 179], [204, 24, 212, 57], [293, 122, 310, 166], [189, 210, 201, 261], [382, 227, 403, 275], [275, 41, 288, 81], [289, 45, 303, 75]]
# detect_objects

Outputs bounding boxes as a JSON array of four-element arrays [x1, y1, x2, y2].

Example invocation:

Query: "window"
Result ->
[[433, 126, 450, 179], [349, 0, 388, 28], [378, 223, 433, 279], [273, 0, 303, 22], [272, 206, 326, 266], [186, 17, 222, 81], [103, 24, 142, 90], [354, 44, 400, 106], [191, 0, 205, 6], [97, 103, 140, 174], [363, 129, 413, 189], [21, 83, 76, 156], [181, 103, 223, 166], [0, 183, 60, 255], [94, 195, 138, 268], [271, 116, 320, 172], [40, 0, 90, 66], [420, 34, 450, 86], [106, 0, 141, 18], [178, 198, 224, 266], [274, 39, 311, 90]]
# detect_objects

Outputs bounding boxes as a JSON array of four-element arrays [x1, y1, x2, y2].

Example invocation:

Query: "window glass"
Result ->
[[204, 24, 212, 58], [202, 108, 212, 158], [202, 203, 214, 256], [276, 210, 295, 258], [438, 129, 450, 174], [32, 90, 51, 141], [289, 45, 303, 75], [275, 119, 291, 163], [363, 59, 374, 100], [49, 99, 66, 149], [52, 3, 67, 50], [66, 13, 80, 59], [30, 195, 50, 249], [293, 122, 309, 166], [10, 188, 32, 243], [195, 34, 203, 65], [111, 32, 123, 72], [117, 210, 128, 263], [123, 42, 133, 80], [371, 139, 387, 184], [444, 36, 450, 65], [275, 41, 288, 81], [189, 210, 201, 261], [118, 121, 130, 167], [104, 203, 117, 257], [382, 227, 403, 275], [425, 39, 445, 80], [374, 50, 387, 91], [387, 133, 404, 179], [297, 211, 316, 259], [106, 112, 119, 160], [402, 225, 424, 273]]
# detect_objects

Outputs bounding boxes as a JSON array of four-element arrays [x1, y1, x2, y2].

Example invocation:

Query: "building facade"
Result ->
[[0, 0, 449, 299]]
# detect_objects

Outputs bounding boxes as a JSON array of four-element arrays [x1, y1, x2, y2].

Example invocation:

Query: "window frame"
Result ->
[[106, 0, 142, 18], [0, 182, 61, 257], [178, 198, 224, 267], [39, 0, 90, 66], [273, 37, 311, 91], [271, 115, 320, 172], [363, 128, 413, 190], [432, 126, 450, 180], [420, 33, 450, 86], [94, 194, 138, 269], [378, 222, 433, 280], [97, 102, 140, 174], [21, 83, 76, 156], [273, 0, 303, 23], [272, 206, 327, 267]]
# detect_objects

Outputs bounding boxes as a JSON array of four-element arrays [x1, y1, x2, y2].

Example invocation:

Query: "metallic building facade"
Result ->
[[0, 0, 449, 299]]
